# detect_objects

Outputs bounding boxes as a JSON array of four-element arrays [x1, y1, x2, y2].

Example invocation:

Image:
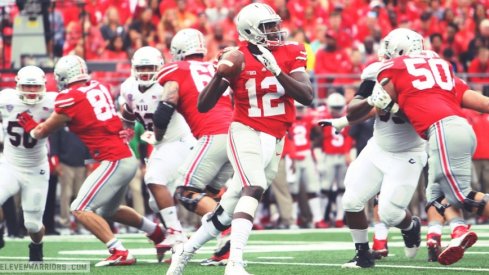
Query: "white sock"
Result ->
[[350, 228, 368, 244], [335, 193, 344, 222], [139, 216, 157, 234], [160, 206, 183, 231], [229, 218, 253, 262], [374, 223, 389, 240], [427, 223, 443, 235], [183, 219, 219, 253], [308, 197, 323, 222], [106, 238, 125, 251]]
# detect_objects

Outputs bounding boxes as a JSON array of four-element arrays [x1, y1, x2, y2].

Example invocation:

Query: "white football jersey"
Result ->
[[361, 62, 426, 153], [120, 77, 192, 142], [0, 89, 56, 167]]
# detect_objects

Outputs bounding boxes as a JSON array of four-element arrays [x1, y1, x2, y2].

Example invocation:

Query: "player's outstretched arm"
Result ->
[[461, 89, 489, 113], [29, 112, 70, 139]]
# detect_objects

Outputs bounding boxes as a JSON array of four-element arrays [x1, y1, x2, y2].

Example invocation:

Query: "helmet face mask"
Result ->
[[16, 65, 46, 105], [382, 28, 424, 60], [236, 3, 288, 47], [131, 46, 164, 87], [170, 28, 207, 61], [54, 55, 90, 91]]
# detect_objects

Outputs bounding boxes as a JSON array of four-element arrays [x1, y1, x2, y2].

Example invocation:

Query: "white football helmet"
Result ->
[[170, 28, 207, 61], [327, 93, 346, 117], [15, 65, 46, 105], [131, 46, 164, 87], [380, 28, 424, 60], [235, 3, 288, 47], [54, 55, 90, 91]]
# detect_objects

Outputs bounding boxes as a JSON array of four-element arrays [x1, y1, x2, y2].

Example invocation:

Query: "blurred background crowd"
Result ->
[[0, 0, 488, 236]]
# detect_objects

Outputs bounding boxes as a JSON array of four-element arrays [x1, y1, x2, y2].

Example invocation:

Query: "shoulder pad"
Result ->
[[360, 61, 382, 81]]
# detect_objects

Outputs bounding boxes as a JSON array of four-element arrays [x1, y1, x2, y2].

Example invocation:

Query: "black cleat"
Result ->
[[29, 243, 43, 262], [401, 216, 421, 258], [0, 226, 4, 249], [342, 249, 375, 268]]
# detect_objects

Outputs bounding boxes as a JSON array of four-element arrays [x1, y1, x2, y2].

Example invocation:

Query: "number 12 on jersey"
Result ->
[[246, 77, 286, 117]]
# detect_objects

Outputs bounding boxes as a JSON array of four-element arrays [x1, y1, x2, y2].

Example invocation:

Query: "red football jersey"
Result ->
[[157, 60, 232, 139], [289, 117, 314, 153], [378, 55, 468, 139], [464, 109, 489, 160], [55, 80, 132, 161], [321, 113, 353, 154], [229, 42, 307, 139]]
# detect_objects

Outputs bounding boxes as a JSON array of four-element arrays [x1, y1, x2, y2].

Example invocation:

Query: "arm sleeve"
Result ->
[[355, 80, 376, 98]]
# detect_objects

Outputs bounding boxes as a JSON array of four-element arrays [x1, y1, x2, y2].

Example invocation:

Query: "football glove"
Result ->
[[367, 85, 399, 113], [17, 111, 39, 134], [252, 45, 281, 76], [119, 128, 135, 143], [317, 116, 349, 134], [140, 130, 160, 145]]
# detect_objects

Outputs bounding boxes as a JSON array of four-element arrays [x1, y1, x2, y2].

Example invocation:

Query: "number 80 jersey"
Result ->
[[0, 89, 56, 167]]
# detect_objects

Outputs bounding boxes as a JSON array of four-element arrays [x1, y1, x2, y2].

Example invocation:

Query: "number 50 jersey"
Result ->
[[0, 89, 56, 167]]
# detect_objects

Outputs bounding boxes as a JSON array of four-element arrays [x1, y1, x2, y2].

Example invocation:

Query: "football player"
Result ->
[[374, 28, 489, 265], [156, 28, 234, 266], [17, 55, 164, 266], [318, 29, 428, 268], [120, 46, 194, 261], [0, 66, 56, 261], [319, 92, 352, 227], [166, 3, 313, 275], [289, 103, 326, 228]]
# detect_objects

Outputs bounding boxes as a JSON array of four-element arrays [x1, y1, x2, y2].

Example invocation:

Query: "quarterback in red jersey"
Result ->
[[374, 28, 489, 266], [167, 3, 313, 275], [156, 28, 234, 266], [18, 55, 164, 267]]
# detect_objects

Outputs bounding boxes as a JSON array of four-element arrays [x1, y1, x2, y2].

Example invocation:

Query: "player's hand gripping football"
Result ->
[[367, 84, 399, 113], [317, 116, 349, 134], [252, 45, 282, 76], [17, 111, 39, 134]]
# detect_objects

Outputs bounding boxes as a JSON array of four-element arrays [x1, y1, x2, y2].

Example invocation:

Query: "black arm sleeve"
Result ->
[[153, 101, 176, 129], [355, 80, 376, 98]]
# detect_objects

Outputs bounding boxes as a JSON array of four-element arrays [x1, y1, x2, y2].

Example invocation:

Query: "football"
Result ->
[[217, 49, 245, 78]]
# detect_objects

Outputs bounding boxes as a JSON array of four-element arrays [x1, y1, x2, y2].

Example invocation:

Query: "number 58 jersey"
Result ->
[[0, 89, 56, 167]]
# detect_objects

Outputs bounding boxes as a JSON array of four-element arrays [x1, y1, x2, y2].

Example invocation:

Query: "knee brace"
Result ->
[[425, 196, 450, 216], [175, 186, 206, 212], [206, 205, 232, 232], [464, 192, 489, 216], [378, 200, 405, 227], [23, 211, 43, 233]]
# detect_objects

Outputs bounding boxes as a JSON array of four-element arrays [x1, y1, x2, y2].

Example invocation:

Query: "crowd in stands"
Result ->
[[1, 0, 489, 98]]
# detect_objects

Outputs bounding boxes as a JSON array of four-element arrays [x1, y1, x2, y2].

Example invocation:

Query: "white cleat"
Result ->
[[224, 260, 253, 275], [156, 228, 188, 262], [166, 243, 194, 275]]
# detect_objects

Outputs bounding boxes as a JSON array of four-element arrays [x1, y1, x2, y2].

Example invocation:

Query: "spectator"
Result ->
[[429, 33, 444, 56], [468, 47, 489, 91], [466, 19, 489, 62], [99, 6, 125, 46], [127, 7, 157, 48]]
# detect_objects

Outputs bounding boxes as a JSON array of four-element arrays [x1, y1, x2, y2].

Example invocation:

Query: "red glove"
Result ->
[[17, 111, 39, 133], [119, 128, 135, 143]]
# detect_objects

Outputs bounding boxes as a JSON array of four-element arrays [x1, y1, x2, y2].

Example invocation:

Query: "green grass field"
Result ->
[[1, 225, 489, 274]]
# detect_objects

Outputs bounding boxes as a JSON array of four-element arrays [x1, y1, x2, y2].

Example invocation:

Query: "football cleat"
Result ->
[[314, 220, 330, 229], [156, 228, 187, 262], [341, 249, 375, 268], [95, 248, 136, 267], [401, 216, 421, 258], [200, 240, 230, 266], [166, 243, 194, 275], [224, 260, 252, 275], [28, 242, 43, 262], [147, 224, 165, 245], [426, 233, 441, 262], [438, 225, 477, 265], [372, 237, 388, 259]]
